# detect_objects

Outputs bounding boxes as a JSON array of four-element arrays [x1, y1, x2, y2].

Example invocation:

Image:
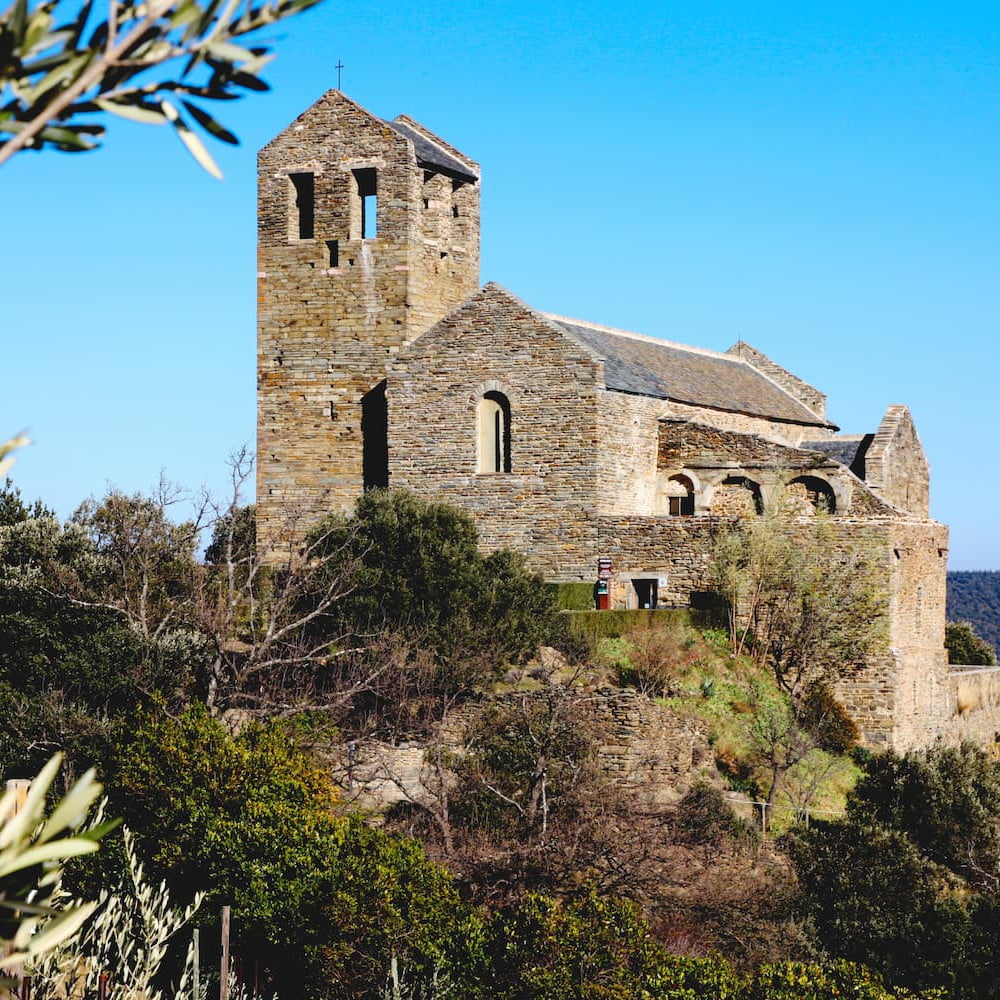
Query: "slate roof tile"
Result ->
[[547, 317, 832, 427], [385, 119, 479, 182], [801, 435, 873, 476]]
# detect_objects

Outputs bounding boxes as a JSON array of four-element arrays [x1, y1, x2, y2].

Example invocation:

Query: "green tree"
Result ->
[[302, 490, 561, 722], [104, 707, 481, 999], [711, 509, 886, 696], [203, 503, 255, 567], [945, 621, 997, 667], [0, 478, 50, 525], [487, 891, 745, 1000], [0, 503, 197, 780], [0, 0, 323, 175], [787, 818, 959, 991], [788, 743, 1000, 996], [745, 961, 946, 1000], [847, 743, 1000, 888], [317, 820, 485, 1000], [71, 486, 200, 639]]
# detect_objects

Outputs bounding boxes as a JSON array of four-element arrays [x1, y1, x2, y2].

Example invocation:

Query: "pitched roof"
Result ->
[[385, 118, 479, 182], [545, 315, 834, 427], [801, 435, 873, 476]]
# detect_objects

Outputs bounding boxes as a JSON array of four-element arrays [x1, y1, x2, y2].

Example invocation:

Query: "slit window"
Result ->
[[352, 167, 377, 238], [289, 172, 314, 239], [477, 391, 511, 473]]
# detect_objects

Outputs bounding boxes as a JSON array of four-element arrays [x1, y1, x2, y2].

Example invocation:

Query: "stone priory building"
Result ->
[[257, 90, 983, 751]]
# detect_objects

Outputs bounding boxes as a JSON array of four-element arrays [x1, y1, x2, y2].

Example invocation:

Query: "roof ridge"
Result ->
[[803, 433, 866, 442], [540, 313, 738, 363]]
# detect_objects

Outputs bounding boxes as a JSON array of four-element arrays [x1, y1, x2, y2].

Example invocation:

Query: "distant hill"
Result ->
[[947, 571, 1000, 655]]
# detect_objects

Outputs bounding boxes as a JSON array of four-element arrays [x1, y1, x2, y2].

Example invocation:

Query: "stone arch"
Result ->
[[783, 475, 836, 515], [657, 472, 696, 516], [709, 475, 763, 516]]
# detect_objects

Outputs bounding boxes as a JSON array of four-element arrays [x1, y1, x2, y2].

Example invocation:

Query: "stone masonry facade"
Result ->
[[257, 90, 985, 751]]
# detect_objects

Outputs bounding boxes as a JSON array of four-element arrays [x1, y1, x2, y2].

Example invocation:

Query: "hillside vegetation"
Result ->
[[2, 474, 997, 999], [948, 571, 1000, 655]]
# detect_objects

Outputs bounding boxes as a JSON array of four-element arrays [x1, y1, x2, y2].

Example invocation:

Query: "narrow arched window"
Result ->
[[660, 474, 695, 516], [477, 391, 511, 473]]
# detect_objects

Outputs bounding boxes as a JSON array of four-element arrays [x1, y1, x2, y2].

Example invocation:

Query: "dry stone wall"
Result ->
[[331, 686, 716, 814], [884, 519, 952, 745], [947, 667, 1000, 745]]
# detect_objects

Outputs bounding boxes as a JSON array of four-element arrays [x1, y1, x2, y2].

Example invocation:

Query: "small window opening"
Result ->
[[662, 474, 695, 516], [669, 496, 695, 516], [326, 239, 339, 268], [632, 579, 658, 610], [289, 172, 314, 240], [353, 167, 377, 238], [452, 205, 460, 218], [362, 381, 389, 490], [423, 198, 430, 209], [477, 391, 511, 473]]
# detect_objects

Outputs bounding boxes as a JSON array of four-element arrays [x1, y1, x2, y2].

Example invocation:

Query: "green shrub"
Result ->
[[548, 582, 596, 611], [563, 608, 692, 645]]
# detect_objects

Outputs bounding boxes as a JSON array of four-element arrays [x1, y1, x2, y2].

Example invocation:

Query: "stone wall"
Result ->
[[331, 686, 716, 813], [594, 508, 950, 750], [945, 667, 1000, 745], [884, 519, 952, 746], [583, 687, 715, 807], [389, 283, 603, 579], [589, 394, 836, 520]]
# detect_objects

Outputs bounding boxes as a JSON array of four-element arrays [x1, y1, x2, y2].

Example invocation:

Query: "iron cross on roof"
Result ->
[[335, 61, 345, 89]]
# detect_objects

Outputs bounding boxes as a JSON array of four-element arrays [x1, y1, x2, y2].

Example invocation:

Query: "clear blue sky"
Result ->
[[4, 0, 999, 569]]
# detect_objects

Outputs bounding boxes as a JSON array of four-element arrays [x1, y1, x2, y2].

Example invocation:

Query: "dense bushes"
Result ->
[[790, 743, 1000, 999], [305, 490, 560, 668]]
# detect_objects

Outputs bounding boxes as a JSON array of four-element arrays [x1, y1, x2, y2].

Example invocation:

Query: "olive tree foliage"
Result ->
[[0, 435, 27, 480], [710, 504, 886, 696], [0, 754, 110, 983], [26, 828, 203, 1000], [0, 0, 323, 175]]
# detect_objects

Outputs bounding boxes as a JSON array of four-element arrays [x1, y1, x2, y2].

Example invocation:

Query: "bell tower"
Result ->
[[256, 91, 480, 549]]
